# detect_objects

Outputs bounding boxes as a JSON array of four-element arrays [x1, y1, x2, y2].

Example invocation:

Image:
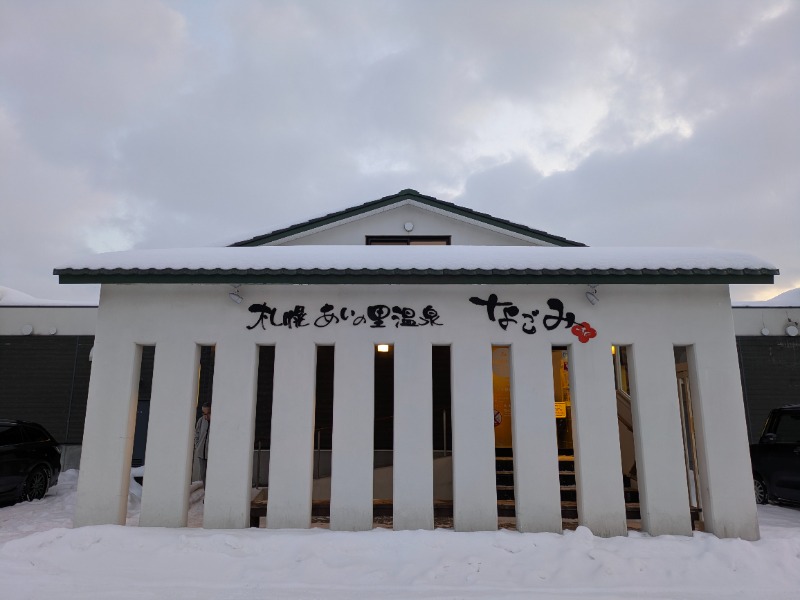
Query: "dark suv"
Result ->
[[0, 420, 61, 504], [750, 404, 800, 505]]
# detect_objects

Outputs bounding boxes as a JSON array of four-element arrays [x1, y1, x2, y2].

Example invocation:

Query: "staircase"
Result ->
[[494, 448, 644, 526], [252, 450, 700, 530], [495, 447, 515, 517]]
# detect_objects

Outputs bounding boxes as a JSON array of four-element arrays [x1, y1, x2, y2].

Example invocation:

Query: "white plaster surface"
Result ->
[[570, 338, 629, 538], [266, 340, 317, 529], [329, 340, 375, 531], [451, 342, 498, 531], [202, 339, 259, 529], [627, 340, 693, 536], [687, 326, 761, 540], [139, 340, 199, 527], [73, 299, 141, 527], [510, 343, 563, 533], [393, 342, 434, 530]]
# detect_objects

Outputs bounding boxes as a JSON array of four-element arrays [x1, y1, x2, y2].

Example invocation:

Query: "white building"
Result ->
[[40, 191, 779, 539]]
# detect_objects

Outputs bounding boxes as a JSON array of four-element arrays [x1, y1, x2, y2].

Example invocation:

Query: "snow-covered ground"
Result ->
[[2, 471, 799, 599]]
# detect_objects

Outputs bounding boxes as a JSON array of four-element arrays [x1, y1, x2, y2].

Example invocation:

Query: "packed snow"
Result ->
[[1, 470, 799, 599], [54, 245, 777, 274]]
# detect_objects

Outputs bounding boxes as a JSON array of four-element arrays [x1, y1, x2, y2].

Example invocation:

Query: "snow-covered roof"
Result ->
[[54, 246, 778, 285], [0, 285, 92, 307], [733, 287, 800, 307]]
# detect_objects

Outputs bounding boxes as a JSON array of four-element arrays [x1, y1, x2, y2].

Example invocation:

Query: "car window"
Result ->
[[0, 424, 25, 446], [774, 412, 800, 444], [22, 425, 50, 443]]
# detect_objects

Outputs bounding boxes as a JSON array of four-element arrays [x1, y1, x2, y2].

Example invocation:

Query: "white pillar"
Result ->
[[139, 341, 200, 527], [329, 341, 375, 531], [203, 340, 259, 529], [570, 340, 628, 537], [73, 339, 141, 527], [451, 342, 497, 531], [628, 341, 693, 536], [688, 341, 760, 540], [266, 341, 317, 529], [511, 343, 563, 533], [393, 342, 434, 530]]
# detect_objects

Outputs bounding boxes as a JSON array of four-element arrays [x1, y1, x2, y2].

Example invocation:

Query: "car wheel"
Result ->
[[753, 477, 769, 505], [22, 466, 49, 501]]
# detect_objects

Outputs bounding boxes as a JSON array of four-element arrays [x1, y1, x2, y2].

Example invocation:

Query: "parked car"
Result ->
[[750, 404, 800, 505], [0, 419, 61, 504]]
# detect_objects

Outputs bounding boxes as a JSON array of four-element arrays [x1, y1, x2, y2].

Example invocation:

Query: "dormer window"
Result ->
[[366, 236, 450, 246]]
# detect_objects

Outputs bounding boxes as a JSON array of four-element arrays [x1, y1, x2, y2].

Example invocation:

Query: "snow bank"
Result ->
[[1, 471, 799, 599]]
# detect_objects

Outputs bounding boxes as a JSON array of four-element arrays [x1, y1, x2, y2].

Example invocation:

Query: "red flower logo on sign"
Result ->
[[571, 322, 597, 343]]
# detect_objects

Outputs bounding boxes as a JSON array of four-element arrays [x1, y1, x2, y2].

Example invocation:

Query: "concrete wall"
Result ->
[[732, 305, 800, 337], [0, 306, 97, 336], [72, 282, 758, 539]]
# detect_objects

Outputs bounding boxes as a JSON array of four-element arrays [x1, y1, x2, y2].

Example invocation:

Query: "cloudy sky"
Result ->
[[1, 0, 797, 304]]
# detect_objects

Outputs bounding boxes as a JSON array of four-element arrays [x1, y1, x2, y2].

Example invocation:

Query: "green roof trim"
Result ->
[[229, 189, 586, 247], [55, 267, 776, 285]]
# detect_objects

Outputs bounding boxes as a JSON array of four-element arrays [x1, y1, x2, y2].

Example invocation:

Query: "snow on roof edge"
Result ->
[[54, 246, 778, 273]]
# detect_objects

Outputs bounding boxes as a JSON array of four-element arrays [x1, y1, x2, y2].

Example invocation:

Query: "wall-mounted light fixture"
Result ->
[[228, 284, 243, 304], [377, 344, 390, 353], [585, 284, 599, 305]]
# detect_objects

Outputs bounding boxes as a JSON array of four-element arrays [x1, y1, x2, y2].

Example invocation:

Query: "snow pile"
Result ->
[[1, 471, 799, 599]]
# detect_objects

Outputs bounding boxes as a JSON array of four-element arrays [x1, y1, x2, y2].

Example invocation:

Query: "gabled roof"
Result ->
[[229, 189, 586, 247]]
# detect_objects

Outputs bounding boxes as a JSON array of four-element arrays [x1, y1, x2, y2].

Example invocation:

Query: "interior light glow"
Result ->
[[377, 344, 390, 353]]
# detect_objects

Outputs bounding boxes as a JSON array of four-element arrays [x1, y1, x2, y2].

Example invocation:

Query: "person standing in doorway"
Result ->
[[194, 403, 211, 487]]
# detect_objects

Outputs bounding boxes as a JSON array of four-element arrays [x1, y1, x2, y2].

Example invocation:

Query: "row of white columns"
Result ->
[[75, 335, 751, 538]]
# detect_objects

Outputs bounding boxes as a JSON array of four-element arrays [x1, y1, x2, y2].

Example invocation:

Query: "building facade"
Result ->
[[7, 191, 779, 539]]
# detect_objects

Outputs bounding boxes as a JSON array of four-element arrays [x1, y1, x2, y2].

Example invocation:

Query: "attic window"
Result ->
[[366, 236, 450, 246]]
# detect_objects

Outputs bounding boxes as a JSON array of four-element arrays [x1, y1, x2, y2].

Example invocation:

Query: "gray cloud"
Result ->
[[0, 0, 797, 302]]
